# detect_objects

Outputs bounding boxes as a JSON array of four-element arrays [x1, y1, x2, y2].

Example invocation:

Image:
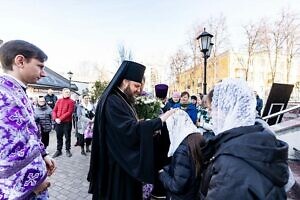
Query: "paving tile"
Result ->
[[47, 131, 92, 199]]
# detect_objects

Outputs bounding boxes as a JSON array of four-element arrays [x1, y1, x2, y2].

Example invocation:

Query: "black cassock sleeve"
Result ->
[[105, 94, 163, 183]]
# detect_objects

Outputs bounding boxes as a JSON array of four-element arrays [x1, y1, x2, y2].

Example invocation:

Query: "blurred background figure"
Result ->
[[52, 88, 75, 158], [173, 91, 197, 124], [165, 91, 181, 110], [190, 95, 197, 107], [76, 94, 95, 155], [254, 91, 263, 116], [73, 94, 80, 146], [45, 89, 58, 109], [35, 96, 53, 149]]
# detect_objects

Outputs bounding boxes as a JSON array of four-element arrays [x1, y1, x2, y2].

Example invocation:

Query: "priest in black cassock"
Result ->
[[88, 61, 175, 200], [152, 84, 171, 199], [155, 84, 170, 113]]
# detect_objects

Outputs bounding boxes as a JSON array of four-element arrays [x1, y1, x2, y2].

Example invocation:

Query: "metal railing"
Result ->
[[262, 105, 300, 121]]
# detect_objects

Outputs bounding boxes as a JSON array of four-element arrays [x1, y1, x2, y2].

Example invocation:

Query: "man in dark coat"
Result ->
[[44, 88, 58, 109], [88, 61, 175, 200]]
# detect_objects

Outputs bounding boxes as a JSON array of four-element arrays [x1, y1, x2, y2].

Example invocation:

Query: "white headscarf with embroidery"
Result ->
[[166, 109, 199, 157], [211, 78, 257, 135]]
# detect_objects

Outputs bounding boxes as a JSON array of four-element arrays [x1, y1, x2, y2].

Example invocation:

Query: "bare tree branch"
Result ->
[[169, 49, 189, 89], [259, 13, 288, 83], [282, 8, 300, 82], [117, 43, 133, 65], [205, 14, 228, 82], [191, 14, 229, 85], [239, 21, 264, 80]]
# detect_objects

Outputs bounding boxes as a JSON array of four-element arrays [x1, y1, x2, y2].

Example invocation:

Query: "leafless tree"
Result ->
[[206, 14, 229, 57], [169, 49, 189, 89], [117, 43, 133, 65], [186, 24, 203, 68], [202, 14, 228, 82], [237, 22, 263, 80], [282, 9, 300, 83], [260, 13, 288, 83], [186, 14, 228, 88], [74, 61, 103, 82]]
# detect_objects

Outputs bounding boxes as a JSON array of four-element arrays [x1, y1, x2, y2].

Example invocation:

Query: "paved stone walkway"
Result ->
[[47, 131, 92, 200]]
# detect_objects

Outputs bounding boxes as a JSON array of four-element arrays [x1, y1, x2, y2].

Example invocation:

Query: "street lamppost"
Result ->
[[67, 71, 73, 89], [196, 28, 214, 95]]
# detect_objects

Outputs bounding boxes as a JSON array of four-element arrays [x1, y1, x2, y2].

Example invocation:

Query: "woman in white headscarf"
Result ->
[[159, 109, 205, 200], [199, 78, 289, 199], [77, 94, 95, 155]]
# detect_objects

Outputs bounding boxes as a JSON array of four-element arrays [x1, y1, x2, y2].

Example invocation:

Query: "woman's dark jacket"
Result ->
[[200, 123, 289, 200], [159, 137, 200, 200], [34, 104, 52, 133]]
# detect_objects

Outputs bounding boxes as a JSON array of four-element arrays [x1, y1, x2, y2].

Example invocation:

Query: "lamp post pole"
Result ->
[[196, 28, 214, 95], [203, 55, 208, 95]]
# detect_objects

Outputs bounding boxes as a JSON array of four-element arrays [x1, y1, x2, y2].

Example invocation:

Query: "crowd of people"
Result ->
[[0, 40, 95, 199], [0, 40, 296, 200], [32, 87, 95, 158], [87, 60, 294, 200]]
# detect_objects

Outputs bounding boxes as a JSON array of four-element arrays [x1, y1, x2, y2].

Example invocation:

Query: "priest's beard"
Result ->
[[124, 86, 136, 104]]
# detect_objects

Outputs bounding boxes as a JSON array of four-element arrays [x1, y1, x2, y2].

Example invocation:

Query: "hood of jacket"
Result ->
[[202, 123, 289, 187]]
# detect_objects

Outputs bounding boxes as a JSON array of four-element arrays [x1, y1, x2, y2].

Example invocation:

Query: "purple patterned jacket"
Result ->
[[0, 75, 47, 200]]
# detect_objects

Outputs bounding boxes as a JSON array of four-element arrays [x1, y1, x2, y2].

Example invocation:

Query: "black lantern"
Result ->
[[197, 28, 213, 54], [196, 28, 213, 95], [67, 71, 73, 89]]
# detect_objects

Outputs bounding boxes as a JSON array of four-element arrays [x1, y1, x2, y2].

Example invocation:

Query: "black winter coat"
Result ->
[[159, 137, 200, 200], [34, 105, 52, 133], [200, 123, 289, 200]]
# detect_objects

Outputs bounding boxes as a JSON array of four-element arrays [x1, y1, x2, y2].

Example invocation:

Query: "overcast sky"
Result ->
[[0, 0, 299, 80]]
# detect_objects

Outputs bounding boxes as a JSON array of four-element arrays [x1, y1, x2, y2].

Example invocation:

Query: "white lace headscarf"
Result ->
[[166, 109, 199, 157], [211, 78, 256, 135]]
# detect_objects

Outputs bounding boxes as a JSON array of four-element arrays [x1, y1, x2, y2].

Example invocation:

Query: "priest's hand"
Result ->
[[44, 155, 57, 176], [159, 108, 177, 122]]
